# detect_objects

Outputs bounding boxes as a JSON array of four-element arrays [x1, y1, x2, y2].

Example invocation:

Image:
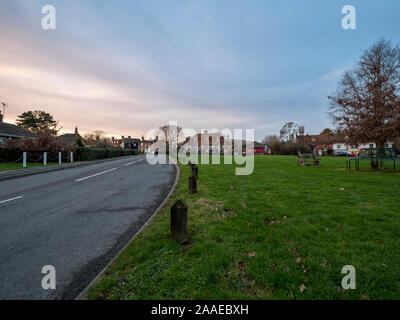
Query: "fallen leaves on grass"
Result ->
[[296, 256, 303, 263], [300, 283, 306, 293], [248, 252, 256, 258], [339, 188, 345, 191], [265, 219, 281, 225], [236, 261, 246, 271], [361, 294, 370, 300]]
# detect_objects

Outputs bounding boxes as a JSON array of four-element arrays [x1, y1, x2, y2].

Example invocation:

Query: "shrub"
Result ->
[[74, 147, 137, 161], [280, 143, 311, 155], [0, 148, 23, 162]]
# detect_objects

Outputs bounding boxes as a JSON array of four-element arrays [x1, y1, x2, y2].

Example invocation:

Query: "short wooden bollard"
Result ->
[[188, 175, 197, 194], [192, 165, 199, 180], [188, 161, 198, 179], [171, 200, 188, 241]]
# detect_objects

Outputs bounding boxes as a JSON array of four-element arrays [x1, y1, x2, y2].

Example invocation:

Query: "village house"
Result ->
[[0, 111, 36, 145], [57, 126, 84, 148], [120, 136, 140, 150], [179, 131, 269, 155], [180, 130, 226, 154], [139, 135, 157, 153], [296, 128, 395, 155]]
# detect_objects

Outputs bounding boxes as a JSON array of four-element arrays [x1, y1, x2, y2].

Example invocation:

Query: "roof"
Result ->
[[254, 142, 266, 148], [57, 133, 79, 144], [122, 137, 140, 144], [0, 122, 36, 139]]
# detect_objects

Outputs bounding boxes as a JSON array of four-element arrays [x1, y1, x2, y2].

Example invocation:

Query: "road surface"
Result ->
[[0, 155, 176, 299]]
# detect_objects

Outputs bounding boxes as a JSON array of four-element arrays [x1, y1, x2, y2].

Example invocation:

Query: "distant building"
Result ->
[[120, 136, 140, 150], [139, 135, 157, 153], [57, 126, 84, 148], [181, 131, 226, 154], [234, 140, 268, 155], [296, 129, 394, 155], [0, 111, 36, 145]]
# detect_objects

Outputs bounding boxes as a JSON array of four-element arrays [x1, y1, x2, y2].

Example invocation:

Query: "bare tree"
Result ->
[[279, 122, 299, 142], [329, 39, 400, 166], [262, 135, 281, 154], [157, 124, 183, 145]]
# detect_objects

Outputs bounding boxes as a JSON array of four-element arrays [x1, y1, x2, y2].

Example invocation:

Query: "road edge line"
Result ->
[[75, 161, 180, 300]]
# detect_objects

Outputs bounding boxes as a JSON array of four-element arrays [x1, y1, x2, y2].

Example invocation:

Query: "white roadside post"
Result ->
[[23, 152, 27, 168], [70, 151, 73, 163], [58, 152, 61, 164], [43, 152, 47, 166]]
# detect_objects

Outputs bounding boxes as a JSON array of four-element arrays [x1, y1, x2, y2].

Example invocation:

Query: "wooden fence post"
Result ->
[[171, 200, 188, 241], [188, 175, 197, 194]]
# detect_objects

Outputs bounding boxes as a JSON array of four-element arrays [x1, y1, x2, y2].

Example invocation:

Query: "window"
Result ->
[[384, 143, 389, 148], [337, 145, 341, 149], [370, 144, 374, 148], [311, 138, 316, 142]]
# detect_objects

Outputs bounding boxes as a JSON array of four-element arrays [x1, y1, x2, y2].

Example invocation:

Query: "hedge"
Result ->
[[0, 148, 23, 162], [74, 147, 138, 161]]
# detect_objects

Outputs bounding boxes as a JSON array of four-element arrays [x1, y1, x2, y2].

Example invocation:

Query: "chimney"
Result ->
[[128, 135, 131, 140], [122, 136, 125, 140], [111, 136, 114, 141], [0, 111, 3, 123], [155, 135, 159, 141], [142, 135, 144, 141]]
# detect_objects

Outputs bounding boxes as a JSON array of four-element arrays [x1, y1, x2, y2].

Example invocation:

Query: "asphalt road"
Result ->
[[0, 155, 176, 300]]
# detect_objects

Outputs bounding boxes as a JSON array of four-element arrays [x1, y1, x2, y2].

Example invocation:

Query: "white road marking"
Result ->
[[75, 168, 118, 182], [0, 196, 24, 204], [124, 158, 144, 166]]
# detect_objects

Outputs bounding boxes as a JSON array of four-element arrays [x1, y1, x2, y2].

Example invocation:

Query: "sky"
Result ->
[[1, 0, 400, 140]]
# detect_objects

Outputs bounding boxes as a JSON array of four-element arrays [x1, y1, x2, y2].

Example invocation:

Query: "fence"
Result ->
[[0, 147, 138, 168]]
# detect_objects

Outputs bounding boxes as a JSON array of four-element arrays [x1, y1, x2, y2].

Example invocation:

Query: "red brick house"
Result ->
[[296, 132, 346, 155]]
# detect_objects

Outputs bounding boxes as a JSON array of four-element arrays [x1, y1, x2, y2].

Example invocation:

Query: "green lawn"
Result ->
[[87, 156, 400, 300], [0, 162, 59, 172]]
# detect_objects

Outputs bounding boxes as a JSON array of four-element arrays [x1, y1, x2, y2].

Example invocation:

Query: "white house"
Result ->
[[332, 141, 394, 153]]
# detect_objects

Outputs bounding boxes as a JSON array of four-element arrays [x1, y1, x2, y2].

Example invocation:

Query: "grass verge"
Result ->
[[87, 156, 400, 300], [0, 162, 59, 172]]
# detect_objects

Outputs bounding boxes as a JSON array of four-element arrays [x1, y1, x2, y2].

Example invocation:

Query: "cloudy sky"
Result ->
[[1, 0, 399, 140]]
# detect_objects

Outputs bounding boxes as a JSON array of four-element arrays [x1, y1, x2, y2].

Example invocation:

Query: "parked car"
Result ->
[[334, 151, 351, 157]]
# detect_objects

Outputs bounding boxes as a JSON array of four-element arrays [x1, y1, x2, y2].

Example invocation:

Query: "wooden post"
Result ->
[[171, 200, 188, 241], [188, 175, 197, 194], [192, 165, 198, 179]]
